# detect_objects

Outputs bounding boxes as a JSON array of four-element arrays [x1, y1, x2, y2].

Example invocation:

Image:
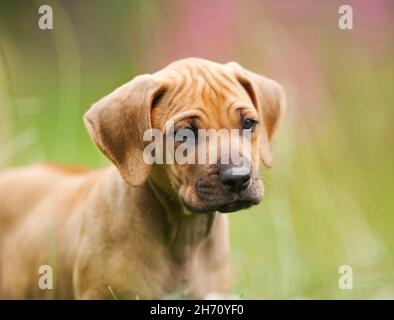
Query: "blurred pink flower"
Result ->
[[156, 0, 239, 65], [348, 0, 394, 56]]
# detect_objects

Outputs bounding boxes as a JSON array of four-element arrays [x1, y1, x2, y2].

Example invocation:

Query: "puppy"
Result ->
[[0, 58, 285, 299]]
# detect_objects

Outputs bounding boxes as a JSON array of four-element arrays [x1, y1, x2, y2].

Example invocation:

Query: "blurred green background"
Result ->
[[1, 0, 393, 299]]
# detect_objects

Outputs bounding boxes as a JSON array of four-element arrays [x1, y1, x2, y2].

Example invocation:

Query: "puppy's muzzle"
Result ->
[[193, 165, 258, 214]]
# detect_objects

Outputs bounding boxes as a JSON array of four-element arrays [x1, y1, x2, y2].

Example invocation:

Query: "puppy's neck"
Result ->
[[147, 178, 217, 262]]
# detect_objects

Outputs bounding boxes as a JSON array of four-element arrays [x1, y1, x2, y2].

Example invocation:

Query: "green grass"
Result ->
[[230, 60, 394, 298]]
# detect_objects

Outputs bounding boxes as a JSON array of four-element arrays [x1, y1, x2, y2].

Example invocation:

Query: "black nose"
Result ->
[[219, 166, 251, 193]]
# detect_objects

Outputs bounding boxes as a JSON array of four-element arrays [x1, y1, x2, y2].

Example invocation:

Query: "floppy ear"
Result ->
[[227, 62, 286, 168], [84, 74, 167, 187]]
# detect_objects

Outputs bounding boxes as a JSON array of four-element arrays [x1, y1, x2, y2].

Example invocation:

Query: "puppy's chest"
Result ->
[[110, 241, 228, 299], [98, 215, 230, 299], [152, 233, 230, 298], [164, 253, 212, 298]]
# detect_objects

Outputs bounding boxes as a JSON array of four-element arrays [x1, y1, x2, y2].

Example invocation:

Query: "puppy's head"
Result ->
[[85, 58, 285, 214]]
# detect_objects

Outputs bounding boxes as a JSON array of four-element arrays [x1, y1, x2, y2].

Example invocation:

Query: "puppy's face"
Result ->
[[151, 61, 263, 213], [85, 58, 285, 214]]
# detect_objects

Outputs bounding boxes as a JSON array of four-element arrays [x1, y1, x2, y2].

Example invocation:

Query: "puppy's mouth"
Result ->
[[179, 175, 263, 214], [181, 196, 259, 214], [216, 199, 255, 213]]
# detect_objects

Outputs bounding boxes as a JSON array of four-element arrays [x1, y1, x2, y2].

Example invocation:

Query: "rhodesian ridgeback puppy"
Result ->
[[0, 58, 285, 299]]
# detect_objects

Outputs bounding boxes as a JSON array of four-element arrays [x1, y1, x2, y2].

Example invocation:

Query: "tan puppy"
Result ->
[[0, 58, 285, 299]]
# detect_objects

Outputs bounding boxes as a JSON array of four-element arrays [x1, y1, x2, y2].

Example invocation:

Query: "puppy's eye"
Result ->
[[242, 118, 257, 130]]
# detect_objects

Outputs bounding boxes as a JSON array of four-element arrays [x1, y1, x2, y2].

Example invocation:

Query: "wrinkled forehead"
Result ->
[[169, 62, 247, 104], [152, 61, 253, 126]]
